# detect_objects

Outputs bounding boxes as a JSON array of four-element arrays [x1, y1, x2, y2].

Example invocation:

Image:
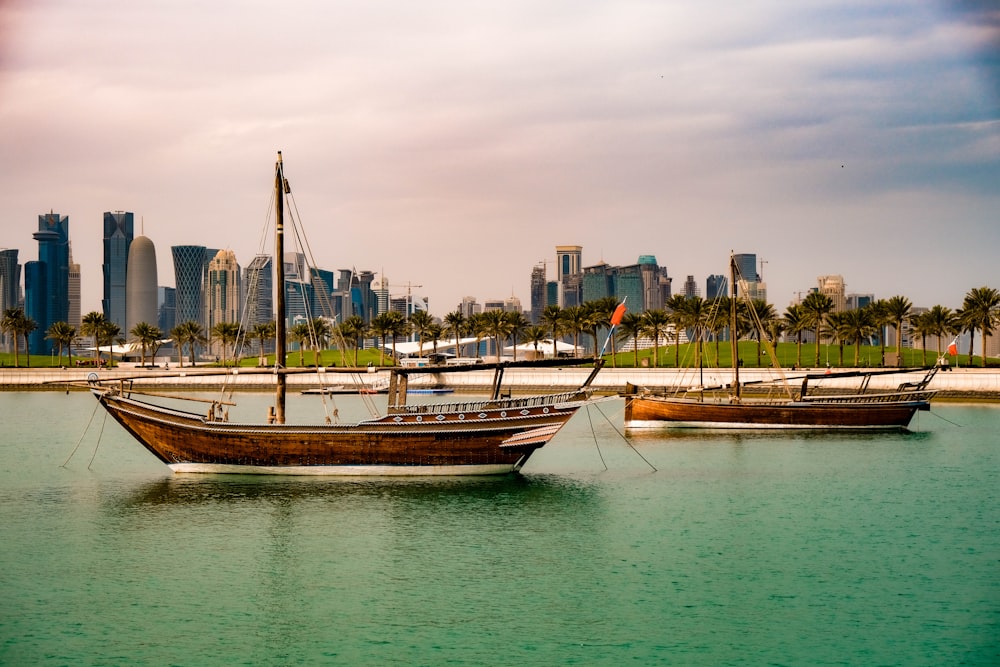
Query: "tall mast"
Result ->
[[274, 152, 287, 423], [730, 253, 741, 401]]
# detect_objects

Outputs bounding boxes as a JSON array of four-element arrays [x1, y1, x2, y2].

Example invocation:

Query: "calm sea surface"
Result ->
[[1, 392, 997, 666]]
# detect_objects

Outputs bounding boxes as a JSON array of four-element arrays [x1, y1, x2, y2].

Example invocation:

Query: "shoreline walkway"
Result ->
[[2, 366, 999, 399]]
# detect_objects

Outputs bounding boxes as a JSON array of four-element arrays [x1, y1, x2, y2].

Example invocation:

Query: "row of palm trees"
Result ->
[[4, 285, 997, 370]]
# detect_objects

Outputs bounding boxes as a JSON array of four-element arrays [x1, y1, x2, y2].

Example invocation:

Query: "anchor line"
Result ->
[[87, 410, 110, 471], [62, 399, 103, 468], [592, 400, 658, 473], [928, 409, 964, 428], [585, 404, 608, 472]]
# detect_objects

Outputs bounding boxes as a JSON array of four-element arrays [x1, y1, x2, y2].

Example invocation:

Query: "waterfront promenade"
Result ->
[[2, 365, 999, 398]]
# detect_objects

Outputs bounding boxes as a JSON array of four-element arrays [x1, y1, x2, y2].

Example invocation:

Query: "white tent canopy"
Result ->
[[502, 339, 582, 356], [380, 337, 479, 357], [84, 339, 172, 356]]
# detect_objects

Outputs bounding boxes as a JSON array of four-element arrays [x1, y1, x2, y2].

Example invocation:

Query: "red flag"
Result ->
[[611, 302, 627, 327], [947, 340, 958, 356]]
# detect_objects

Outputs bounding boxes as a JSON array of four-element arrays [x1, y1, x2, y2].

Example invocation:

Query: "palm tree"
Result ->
[[288, 322, 312, 366], [425, 322, 444, 356], [959, 286, 1000, 367], [443, 310, 466, 358], [386, 311, 409, 364], [868, 299, 891, 366], [98, 321, 122, 367], [618, 311, 644, 368], [884, 295, 912, 367], [679, 297, 712, 370], [505, 311, 529, 361], [469, 312, 489, 361], [750, 299, 777, 366], [908, 311, 932, 366], [783, 303, 808, 370], [801, 292, 834, 368], [308, 317, 333, 364], [586, 297, 619, 363], [640, 309, 671, 368], [338, 316, 366, 367], [408, 309, 434, 358], [129, 321, 163, 367], [706, 296, 730, 367], [170, 320, 205, 368], [18, 315, 37, 367], [826, 311, 849, 367], [924, 305, 959, 361], [765, 317, 786, 367], [523, 324, 548, 359], [211, 321, 242, 366], [1, 308, 29, 367], [250, 321, 277, 366], [540, 305, 564, 358], [46, 321, 77, 367], [665, 295, 687, 367], [368, 313, 395, 366], [481, 310, 512, 360], [840, 307, 875, 367], [561, 306, 588, 359], [80, 311, 106, 366]]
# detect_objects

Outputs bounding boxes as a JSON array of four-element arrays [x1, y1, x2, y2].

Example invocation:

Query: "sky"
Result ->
[[1, 0, 997, 318]]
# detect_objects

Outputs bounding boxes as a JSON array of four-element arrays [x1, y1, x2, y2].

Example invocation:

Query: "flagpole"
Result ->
[[599, 297, 628, 358]]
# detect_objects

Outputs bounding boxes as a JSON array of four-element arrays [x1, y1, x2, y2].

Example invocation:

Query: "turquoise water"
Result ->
[[1, 393, 997, 665]]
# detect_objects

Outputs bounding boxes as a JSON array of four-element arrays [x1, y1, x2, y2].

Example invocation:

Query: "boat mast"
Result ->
[[731, 253, 741, 402], [274, 152, 287, 423]]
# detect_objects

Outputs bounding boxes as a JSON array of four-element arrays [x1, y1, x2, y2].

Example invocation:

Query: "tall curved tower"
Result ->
[[126, 235, 158, 334]]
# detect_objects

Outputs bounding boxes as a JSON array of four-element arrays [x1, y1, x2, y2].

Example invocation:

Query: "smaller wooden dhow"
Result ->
[[623, 255, 938, 431], [623, 366, 938, 430], [87, 152, 607, 475]]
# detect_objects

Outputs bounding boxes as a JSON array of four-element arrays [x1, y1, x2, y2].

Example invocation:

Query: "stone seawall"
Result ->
[[2, 366, 998, 399]]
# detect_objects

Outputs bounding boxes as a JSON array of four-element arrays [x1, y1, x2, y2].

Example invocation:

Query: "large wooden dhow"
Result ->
[[623, 255, 938, 431], [89, 153, 605, 475]]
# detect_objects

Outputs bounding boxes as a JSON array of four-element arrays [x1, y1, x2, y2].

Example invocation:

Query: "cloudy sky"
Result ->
[[1, 0, 997, 317]]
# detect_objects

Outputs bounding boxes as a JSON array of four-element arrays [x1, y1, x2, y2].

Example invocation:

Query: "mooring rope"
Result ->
[[61, 399, 102, 468], [87, 411, 110, 471], [591, 400, 658, 472], [584, 403, 608, 471]]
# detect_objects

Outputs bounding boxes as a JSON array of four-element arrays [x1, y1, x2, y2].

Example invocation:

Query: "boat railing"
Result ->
[[800, 389, 937, 404], [388, 390, 586, 415]]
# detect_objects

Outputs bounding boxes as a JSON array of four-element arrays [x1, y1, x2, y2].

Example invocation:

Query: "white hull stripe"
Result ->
[[168, 463, 520, 476]]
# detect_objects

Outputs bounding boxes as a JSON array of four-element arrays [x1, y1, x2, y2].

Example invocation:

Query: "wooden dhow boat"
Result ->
[[88, 153, 605, 475], [623, 255, 937, 431]]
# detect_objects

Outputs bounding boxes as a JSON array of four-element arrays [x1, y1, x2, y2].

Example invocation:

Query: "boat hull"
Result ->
[[624, 395, 930, 430], [95, 390, 584, 475]]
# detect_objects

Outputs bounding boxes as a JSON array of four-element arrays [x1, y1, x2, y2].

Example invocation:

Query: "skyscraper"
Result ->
[[68, 244, 80, 330], [244, 255, 274, 328], [125, 235, 158, 334], [818, 275, 847, 312], [682, 275, 700, 299], [0, 249, 20, 351], [733, 253, 758, 282], [26, 212, 70, 354], [206, 249, 240, 333], [171, 245, 207, 327], [103, 211, 134, 330], [556, 245, 582, 307], [529, 263, 546, 324], [638, 255, 666, 311], [706, 274, 727, 300], [158, 286, 176, 335]]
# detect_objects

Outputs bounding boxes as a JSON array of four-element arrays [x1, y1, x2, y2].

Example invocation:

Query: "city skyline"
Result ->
[[1, 2, 996, 315]]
